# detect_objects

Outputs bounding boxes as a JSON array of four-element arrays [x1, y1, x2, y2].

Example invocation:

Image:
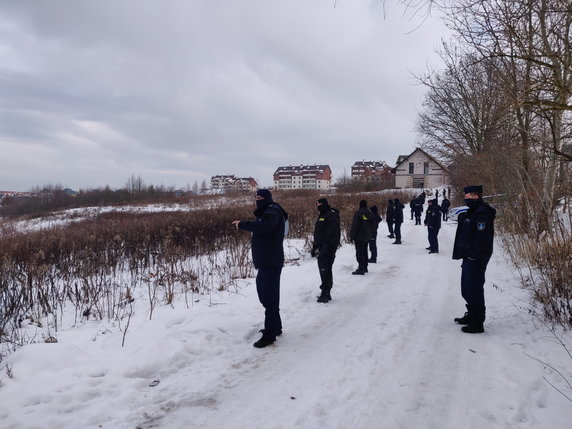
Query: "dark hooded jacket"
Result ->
[[452, 199, 496, 261], [239, 199, 287, 269]]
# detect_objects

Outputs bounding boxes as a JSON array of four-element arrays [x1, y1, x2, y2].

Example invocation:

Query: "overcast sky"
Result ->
[[0, 0, 449, 191]]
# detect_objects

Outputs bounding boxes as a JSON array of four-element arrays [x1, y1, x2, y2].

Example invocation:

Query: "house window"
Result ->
[[424, 162, 429, 174], [409, 162, 414, 174]]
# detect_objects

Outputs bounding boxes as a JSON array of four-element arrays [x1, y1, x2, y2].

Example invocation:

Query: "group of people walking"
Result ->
[[233, 186, 495, 348]]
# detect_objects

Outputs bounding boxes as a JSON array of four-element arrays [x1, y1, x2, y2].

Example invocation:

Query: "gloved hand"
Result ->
[[310, 245, 318, 257]]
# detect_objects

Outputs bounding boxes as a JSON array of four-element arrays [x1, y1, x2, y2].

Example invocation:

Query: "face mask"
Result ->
[[464, 198, 479, 208], [256, 199, 267, 210]]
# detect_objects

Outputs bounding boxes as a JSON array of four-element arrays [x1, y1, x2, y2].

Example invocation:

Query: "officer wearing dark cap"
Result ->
[[452, 185, 496, 333], [311, 198, 341, 302]]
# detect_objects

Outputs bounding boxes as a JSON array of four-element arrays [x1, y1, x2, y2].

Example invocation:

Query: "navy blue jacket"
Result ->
[[239, 202, 286, 269], [424, 204, 441, 229], [412, 199, 424, 215], [452, 200, 496, 261]]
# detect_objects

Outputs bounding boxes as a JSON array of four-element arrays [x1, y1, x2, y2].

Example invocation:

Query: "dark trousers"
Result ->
[[256, 267, 282, 337], [428, 227, 439, 252], [394, 222, 402, 241], [355, 241, 369, 270], [442, 211, 448, 221], [368, 238, 377, 261], [414, 212, 422, 225], [317, 250, 337, 291], [387, 222, 394, 236], [410, 209, 413, 220], [461, 258, 489, 324]]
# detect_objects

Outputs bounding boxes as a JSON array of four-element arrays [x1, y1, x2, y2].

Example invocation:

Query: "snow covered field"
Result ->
[[1, 215, 571, 429]]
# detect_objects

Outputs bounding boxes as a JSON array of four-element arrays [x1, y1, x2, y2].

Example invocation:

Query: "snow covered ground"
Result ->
[[1, 215, 571, 429]]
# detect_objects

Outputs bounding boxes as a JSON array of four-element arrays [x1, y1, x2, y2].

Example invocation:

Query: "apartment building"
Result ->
[[273, 164, 332, 190], [210, 175, 258, 192], [351, 160, 392, 180]]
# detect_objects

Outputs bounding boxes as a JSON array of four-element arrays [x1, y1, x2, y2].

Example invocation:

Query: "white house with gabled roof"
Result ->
[[393, 148, 448, 189]]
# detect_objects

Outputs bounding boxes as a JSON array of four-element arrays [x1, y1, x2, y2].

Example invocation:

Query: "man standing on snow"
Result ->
[[452, 185, 496, 334], [412, 197, 424, 225], [311, 198, 341, 303], [386, 199, 395, 238], [350, 199, 374, 275], [441, 196, 451, 221], [233, 189, 287, 348], [424, 199, 441, 254], [392, 198, 405, 244], [368, 205, 382, 263]]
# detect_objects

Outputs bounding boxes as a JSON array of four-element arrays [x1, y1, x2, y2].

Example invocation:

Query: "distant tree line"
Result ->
[[0, 175, 198, 217]]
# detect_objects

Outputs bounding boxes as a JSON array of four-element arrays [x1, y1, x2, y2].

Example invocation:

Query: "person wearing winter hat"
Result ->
[[423, 199, 441, 253], [452, 185, 496, 334], [392, 198, 405, 244], [368, 205, 382, 263], [232, 189, 288, 348], [386, 199, 395, 238], [349, 200, 374, 275], [311, 198, 341, 302]]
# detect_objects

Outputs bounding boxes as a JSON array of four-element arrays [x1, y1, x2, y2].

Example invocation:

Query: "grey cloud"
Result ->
[[0, 0, 450, 191]]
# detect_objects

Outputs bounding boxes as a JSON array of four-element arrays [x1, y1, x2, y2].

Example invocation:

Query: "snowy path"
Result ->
[[2, 217, 571, 429]]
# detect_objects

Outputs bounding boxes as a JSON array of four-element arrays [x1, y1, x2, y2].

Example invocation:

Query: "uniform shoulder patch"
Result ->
[[477, 222, 486, 231]]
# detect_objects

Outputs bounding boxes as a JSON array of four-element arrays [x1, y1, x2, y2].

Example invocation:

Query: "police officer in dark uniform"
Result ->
[[441, 196, 451, 221], [368, 205, 382, 263], [452, 185, 496, 334], [386, 199, 395, 238], [412, 197, 424, 225], [424, 199, 441, 253], [233, 189, 287, 347], [311, 198, 341, 303], [350, 200, 374, 275], [392, 198, 405, 244]]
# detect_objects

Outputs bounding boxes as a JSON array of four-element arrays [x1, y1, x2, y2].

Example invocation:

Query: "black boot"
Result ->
[[454, 312, 470, 325], [259, 328, 282, 337], [387, 234, 394, 238], [317, 291, 332, 303], [461, 324, 484, 334], [392, 240, 402, 244], [253, 334, 276, 348], [368, 258, 377, 263], [352, 268, 365, 275]]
